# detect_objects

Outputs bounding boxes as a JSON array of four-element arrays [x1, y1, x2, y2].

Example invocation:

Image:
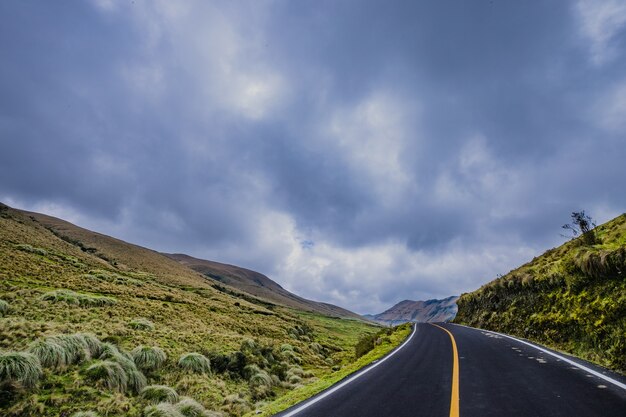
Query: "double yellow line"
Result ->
[[430, 323, 460, 417]]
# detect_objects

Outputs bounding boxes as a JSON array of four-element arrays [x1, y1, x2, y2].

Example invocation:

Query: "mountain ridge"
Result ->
[[365, 295, 458, 325], [164, 253, 364, 320]]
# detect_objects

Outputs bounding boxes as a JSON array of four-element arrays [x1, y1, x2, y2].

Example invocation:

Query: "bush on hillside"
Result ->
[[140, 385, 179, 405], [132, 346, 167, 372], [0, 351, 42, 388], [178, 353, 210, 374]]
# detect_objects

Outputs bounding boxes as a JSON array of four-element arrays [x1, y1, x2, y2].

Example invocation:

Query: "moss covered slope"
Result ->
[[454, 213, 626, 373], [0, 203, 393, 416]]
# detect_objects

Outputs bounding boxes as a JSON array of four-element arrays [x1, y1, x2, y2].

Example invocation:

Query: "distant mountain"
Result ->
[[454, 213, 626, 374], [365, 296, 459, 325], [165, 253, 365, 320]]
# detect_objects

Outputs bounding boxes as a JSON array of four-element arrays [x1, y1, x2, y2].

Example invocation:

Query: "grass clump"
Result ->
[[99, 343, 146, 393], [83, 360, 127, 392], [0, 300, 9, 317], [71, 412, 99, 417], [178, 353, 210, 374], [129, 318, 155, 331], [0, 351, 42, 388], [28, 338, 68, 369], [132, 346, 167, 372], [140, 385, 179, 404], [175, 397, 219, 417], [143, 402, 185, 417], [15, 244, 48, 256], [41, 290, 116, 307]]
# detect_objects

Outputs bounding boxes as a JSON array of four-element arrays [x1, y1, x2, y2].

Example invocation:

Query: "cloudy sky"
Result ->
[[1, 1, 625, 314]]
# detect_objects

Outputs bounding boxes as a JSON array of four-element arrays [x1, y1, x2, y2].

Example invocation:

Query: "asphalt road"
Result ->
[[275, 323, 626, 417]]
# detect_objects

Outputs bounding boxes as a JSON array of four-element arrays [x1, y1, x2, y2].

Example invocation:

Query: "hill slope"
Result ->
[[165, 253, 363, 320], [0, 203, 397, 417], [365, 296, 458, 325], [454, 213, 626, 374]]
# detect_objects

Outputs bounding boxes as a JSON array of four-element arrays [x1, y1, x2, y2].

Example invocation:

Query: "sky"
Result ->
[[1, 1, 625, 314]]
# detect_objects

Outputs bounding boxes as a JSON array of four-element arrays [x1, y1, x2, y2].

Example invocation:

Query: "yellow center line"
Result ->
[[430, 323, 460, 417]]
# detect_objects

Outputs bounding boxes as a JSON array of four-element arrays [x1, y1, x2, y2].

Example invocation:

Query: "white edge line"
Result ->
[[453, 324, 626, 391], [280, 324, 418, 417]]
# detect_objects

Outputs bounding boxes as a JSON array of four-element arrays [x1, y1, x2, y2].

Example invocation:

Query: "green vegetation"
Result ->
[[0, 300, 9, 317], [0, 205, 401, 416], [132, 346, 167, 372], [178, 353, 211, 374], [455, 213, 626, 374], [41, 290, 117, 307], [0, 352, 42, 388], [71, 412, 99, 417], [143, 403, 184, 417], [128, 318, 155, 331], [141, 385, 179, 404]]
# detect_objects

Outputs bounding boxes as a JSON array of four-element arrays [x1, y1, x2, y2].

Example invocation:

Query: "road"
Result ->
[[275, 323, 626, 417]]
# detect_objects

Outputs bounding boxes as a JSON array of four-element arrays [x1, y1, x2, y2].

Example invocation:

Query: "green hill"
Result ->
[[0, 203, 406, 416], [454, 213, 626, 374]]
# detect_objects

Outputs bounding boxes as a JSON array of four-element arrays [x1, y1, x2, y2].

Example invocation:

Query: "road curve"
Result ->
[[275, 323, 626, 417]]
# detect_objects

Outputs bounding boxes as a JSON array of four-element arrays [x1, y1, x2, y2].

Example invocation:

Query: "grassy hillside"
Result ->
[[454, 213, 626, 374], [0, 203, 403, 416], [165, 254, 363, 320]]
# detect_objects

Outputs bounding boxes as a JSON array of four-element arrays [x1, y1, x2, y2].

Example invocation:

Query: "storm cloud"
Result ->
[[1, 0, 625, 313]]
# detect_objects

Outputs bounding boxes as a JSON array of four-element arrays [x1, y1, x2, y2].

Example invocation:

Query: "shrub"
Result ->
[[28, 338, 68, 369], [83, 360, 127, 392], [140, 385, 179, 404], [71, 412, 99, 417], [129, 318, 155, 331], [175, 397, 215, 417], [132, 346, 167, 372], [0, 300, 9, 317], [178, 353, 210, 374], [143, 402, 184, 417], [0, 352, 42, 388]]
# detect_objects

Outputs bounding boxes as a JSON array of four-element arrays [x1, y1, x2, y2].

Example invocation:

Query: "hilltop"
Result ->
[[165, 254, 362, 320], [454, 213, 626, 374], [0, 203, 408, 416], [365, 296, 458, 325]]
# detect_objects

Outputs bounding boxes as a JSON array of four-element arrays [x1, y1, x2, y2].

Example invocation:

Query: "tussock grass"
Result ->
[[83, 360, 127, 392], [129, 318, 155, 331], [143, 402, 185, 417], [71, 412, 99, 417], [175, 397, 219, 417], [0, 351, 42, 388], [132, 346, 167, 372], [41, 290, 117, 307], [15, 244, 48, 256], [140, 385, 179, 404], [99, 343, 146, 393], [28, 338, 68, 369], [0, 299, 9, 317], [178, 353, 211, 374]]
